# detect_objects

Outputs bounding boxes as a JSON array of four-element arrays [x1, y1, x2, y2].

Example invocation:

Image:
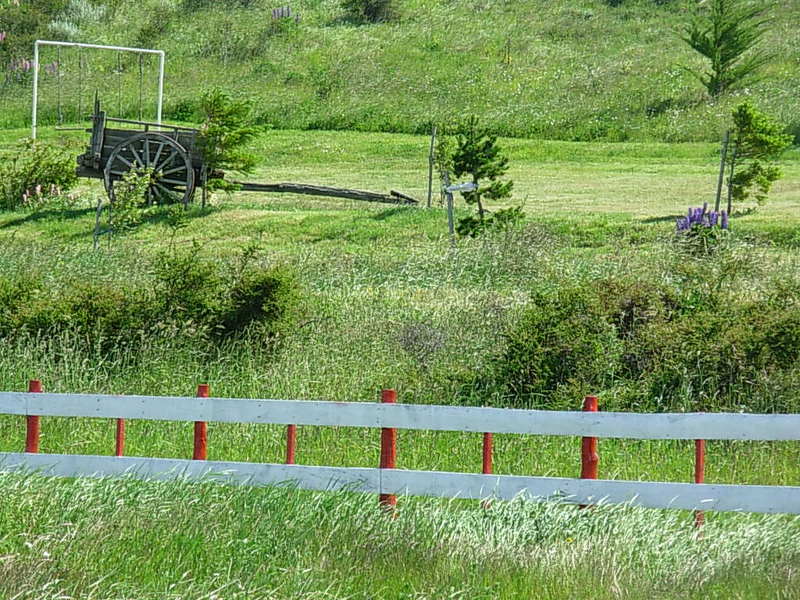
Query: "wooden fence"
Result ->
[[1, 383, 799, 515]]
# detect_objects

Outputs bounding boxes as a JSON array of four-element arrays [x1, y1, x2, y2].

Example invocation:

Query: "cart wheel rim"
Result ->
[[104, 132, 196, 207]]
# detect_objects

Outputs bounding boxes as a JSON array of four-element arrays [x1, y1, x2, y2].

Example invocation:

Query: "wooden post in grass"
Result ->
[[286, 424, 297, 465], [25, 379, 42, 453], [379, 389, 398, 510], [427, 125, 437, 208], [694, 439, 706, 529], [443, 171, 455, 247], [193, 384, 209, 460], [481, 432, 493, 509], [714, 130, 730, 213], [115, 418, 125, 457], [579, 395, 599, 509], [482, 432, 493, 475]]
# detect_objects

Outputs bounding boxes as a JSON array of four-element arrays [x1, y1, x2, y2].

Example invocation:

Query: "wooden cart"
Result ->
[[77, 98, 417, 207], [76, 99, 204, 207]]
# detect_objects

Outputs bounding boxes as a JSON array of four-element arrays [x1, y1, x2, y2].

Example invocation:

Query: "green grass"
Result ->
[[0, 126, 799, 598], [2, 0, 800, 142], [2, 472, 799, 600]]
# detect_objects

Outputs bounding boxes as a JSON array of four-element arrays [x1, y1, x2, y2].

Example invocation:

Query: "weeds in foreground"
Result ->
[[0, 472, 797, 599]]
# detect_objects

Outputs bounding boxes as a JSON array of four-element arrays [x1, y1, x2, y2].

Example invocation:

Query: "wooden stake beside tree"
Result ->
[[427, 125, 436, 208]]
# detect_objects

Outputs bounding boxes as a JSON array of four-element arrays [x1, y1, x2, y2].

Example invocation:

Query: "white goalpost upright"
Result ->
[[32, 40, 166, 139]]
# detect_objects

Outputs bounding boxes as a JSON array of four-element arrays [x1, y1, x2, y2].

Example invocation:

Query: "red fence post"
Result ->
[[694, 439, 706, 528], [286, 424, 297, 465], [115, 419, 126, 457], [579, 395, 599, 509], [379, 389, 397, 510], [25, 379, 42, 453], [193, 384, 209, 460], [482, 432, 493, 475], [481, 432, 493, 509]]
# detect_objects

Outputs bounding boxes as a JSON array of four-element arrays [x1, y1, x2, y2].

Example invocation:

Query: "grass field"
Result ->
[[2, 0, 800, 142], [0, 125, 799, 598]]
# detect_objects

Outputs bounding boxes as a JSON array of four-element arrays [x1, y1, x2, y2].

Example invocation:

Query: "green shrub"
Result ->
[[636, 298, 800, 411], [0, 0, 69, 63], [222, 265, 301, 338], [0, 140, 77, 210], [490, 270, 800, 413], [492, 288, 623, 409], [681, 0, 773, 97], [449, 115, 516, 237], [723, 102, 793, 213], [153, 244, 224, 327], [0, 274, 43, 336], [165, 98, 200, 122], [341, 0, 396, 23], [109, 169, 151, 232], [0, 244, 303, 351], [198, 88, 260, 192]]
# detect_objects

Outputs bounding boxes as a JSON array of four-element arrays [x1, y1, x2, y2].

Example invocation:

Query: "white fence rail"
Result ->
[[1, 392, 799, 440], [1, 391, 799, 514], [2, 453, 799, 514]]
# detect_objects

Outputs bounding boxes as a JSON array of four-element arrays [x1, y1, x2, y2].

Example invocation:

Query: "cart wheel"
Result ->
[[104, 132, 196, 207]]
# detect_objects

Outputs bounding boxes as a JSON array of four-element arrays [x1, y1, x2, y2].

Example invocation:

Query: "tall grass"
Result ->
[[1, 471, 799, 599]]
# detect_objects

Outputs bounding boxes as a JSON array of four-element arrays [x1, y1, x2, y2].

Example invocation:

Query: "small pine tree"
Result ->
[[450, 115, 516, 236], [681, 0, 773, 97], [724, 102, 792, 213], [198, 88, 260, 193]]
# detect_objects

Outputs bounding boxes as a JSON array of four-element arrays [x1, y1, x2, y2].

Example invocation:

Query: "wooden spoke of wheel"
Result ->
[[104, 132, 195, 207]]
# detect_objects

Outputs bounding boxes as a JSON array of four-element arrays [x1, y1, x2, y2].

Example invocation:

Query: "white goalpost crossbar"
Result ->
[[32, 40, 165, 139]]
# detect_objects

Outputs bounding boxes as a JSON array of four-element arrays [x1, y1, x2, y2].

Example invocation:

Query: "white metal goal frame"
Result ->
[[32, 40, 165, 139]]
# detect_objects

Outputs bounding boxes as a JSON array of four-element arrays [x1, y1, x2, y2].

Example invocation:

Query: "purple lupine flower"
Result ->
[[10, 58, 33, 73], [677, 206, 729, 234]]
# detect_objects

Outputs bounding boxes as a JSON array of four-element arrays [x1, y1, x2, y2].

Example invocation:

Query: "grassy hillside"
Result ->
[[1, 0, 799, 141]]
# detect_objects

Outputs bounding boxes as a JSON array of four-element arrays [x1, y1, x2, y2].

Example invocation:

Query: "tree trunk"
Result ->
[[475, 179, 484, 220], [726, 145, 739, 215]]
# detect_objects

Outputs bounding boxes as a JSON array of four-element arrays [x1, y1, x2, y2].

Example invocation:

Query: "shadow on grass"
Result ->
[[2, 203, 218, 243], [369, 206, 415, 221], [640, 215, 679, 224], [0, 207, 96, 228]]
